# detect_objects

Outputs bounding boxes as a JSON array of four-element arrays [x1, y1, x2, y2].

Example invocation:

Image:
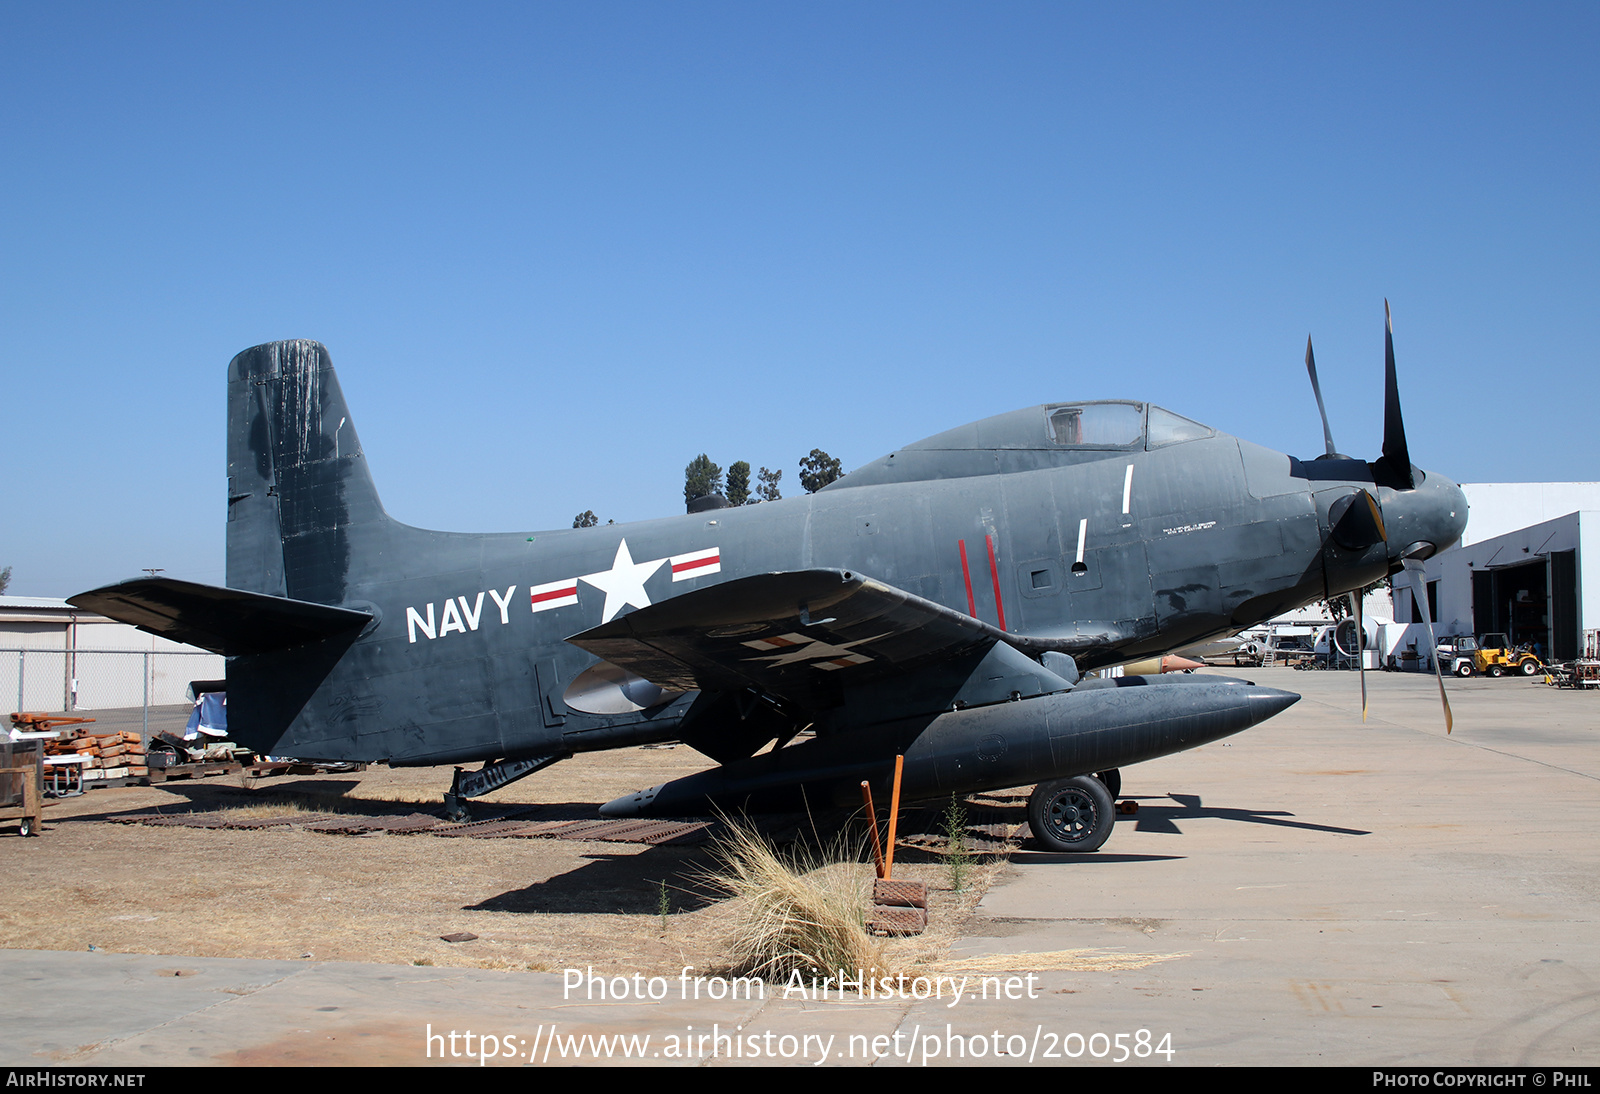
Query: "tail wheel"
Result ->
[[1028, 775, 1114, 853], [18, 817, 34, 838]]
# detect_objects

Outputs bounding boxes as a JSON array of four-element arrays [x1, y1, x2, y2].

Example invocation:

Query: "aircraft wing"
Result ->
[[567, 569, 1008, 712], [69, 578, 373, 657]]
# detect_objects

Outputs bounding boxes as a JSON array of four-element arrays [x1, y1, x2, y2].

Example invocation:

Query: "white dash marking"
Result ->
[[1122, 463, 1134, 514], [1075, 518, 1088, 564]]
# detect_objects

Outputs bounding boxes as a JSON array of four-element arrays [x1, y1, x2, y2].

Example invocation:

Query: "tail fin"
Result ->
[[227, 340, 387, 605]]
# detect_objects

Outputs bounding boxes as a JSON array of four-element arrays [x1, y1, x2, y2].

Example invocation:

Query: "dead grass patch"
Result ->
[[14, 759, 1013, 977]]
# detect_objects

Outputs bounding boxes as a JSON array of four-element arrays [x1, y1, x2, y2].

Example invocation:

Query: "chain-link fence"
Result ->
[[2, 648, 224, 717]]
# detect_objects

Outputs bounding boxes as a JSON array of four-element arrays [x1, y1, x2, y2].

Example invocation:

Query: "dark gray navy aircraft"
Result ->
[[73, 308, 1467, 851]]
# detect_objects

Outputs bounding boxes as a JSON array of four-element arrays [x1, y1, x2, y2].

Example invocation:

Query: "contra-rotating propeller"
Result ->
[[1302, 300, 1418, 492], [1302, 301, 1453, 733]]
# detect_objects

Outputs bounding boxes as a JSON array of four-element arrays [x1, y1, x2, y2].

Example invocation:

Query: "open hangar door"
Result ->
[[1471, 550, 1578, 661]]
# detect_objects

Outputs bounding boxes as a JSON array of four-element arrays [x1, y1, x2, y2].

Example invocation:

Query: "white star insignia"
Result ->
[[579, 538, 667, 623]]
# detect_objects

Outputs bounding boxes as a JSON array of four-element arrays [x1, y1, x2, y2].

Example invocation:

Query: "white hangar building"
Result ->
[[1399, 482, 1600, 661], [1, 596, 222, 713]]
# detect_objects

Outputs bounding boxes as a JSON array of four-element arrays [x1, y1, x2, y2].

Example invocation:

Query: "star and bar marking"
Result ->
[[740, 631, 885, 671], [529, 540, 722, 622]]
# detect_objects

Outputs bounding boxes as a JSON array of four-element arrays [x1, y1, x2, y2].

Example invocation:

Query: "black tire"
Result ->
[[18, 817, 33, 838], [1094, 768, 1122, 800], [1488, 664, 1504, 678], [1029, 775, 1115, 853], [1455, 660, 1474, 677], [1520, 659, 1540, 676]]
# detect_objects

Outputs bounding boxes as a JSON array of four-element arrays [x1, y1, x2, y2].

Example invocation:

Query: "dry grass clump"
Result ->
[[212, 791, 403, 819], [706, 820, 887, 982], [214, 799, 342, 819]]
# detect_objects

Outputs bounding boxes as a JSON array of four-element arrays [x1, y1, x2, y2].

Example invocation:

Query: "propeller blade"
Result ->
[[1351, 590, 1367, 722], [1400, 559, 1452, 733], [1305, 335, 1339, 459], [1381, 300, 1416, 489]]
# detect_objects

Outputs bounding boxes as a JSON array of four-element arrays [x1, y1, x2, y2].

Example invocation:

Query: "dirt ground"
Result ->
[[0, 742, 1012, 977]]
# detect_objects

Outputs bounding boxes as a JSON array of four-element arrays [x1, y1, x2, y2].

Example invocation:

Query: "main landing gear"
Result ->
[[1028, 771, 1117, 853]]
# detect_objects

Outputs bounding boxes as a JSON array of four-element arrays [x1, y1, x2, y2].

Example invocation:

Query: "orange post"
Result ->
[[860, 780, 886, 879], [884, 754, 905, 878]]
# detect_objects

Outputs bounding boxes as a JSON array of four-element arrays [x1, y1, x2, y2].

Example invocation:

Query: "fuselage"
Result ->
[[226, 385, 1466, 767]]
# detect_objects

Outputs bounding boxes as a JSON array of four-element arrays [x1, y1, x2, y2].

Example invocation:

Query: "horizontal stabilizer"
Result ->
[[69, 578, 372, 656]]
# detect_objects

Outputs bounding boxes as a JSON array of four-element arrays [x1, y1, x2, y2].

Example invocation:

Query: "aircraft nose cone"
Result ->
[[1381, 468, 1468, 562], [1248, 687, 1301, 722]]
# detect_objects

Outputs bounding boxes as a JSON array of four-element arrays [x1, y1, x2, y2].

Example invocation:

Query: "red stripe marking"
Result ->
[[672, 557, 718, 574], [958, 539, 976, 618], [986, 534, 1007, 632], [530, 584, 577, 605]]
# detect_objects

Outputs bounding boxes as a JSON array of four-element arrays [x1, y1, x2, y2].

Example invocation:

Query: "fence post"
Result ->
[[17, 650, 24, 712], [142, 651, 150, 740]]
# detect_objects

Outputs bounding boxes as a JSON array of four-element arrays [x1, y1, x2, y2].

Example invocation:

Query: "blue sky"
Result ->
[[4, 2, 1595, 597]]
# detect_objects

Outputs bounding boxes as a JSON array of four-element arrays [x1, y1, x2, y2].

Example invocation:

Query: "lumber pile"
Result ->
[[45, 729, 149, 784]]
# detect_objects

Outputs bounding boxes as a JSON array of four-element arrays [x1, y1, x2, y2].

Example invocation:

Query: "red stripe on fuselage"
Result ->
[[958, 539, 976, 618], [986, 533, 1007, 632]]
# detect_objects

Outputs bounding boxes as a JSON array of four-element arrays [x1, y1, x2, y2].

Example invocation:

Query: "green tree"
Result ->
[[755, 467, 782, 503], [572, 510, 598, 528], [798, 449, 843, 493], [0, 566, 10, 594], [684, 454, 723, 506], [725, 461, 751, 507]]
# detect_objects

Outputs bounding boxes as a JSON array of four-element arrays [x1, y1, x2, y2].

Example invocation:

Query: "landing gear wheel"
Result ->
[[1029, 775, 1114, 853], [18, 817, 33, 837], [1094, 768, 1122, 800], [1520, 660, 1540, 676], [1488, 664, 1504, 678], [1455, 660, 1473, 677]]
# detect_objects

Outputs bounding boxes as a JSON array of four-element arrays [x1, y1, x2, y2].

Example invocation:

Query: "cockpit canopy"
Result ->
[[1047, 402, 1214, 450], [827, 401, 1220, 490]]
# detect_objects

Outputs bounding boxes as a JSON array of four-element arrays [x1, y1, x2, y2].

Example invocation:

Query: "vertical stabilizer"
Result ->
[[227, 340, 387, 605]]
